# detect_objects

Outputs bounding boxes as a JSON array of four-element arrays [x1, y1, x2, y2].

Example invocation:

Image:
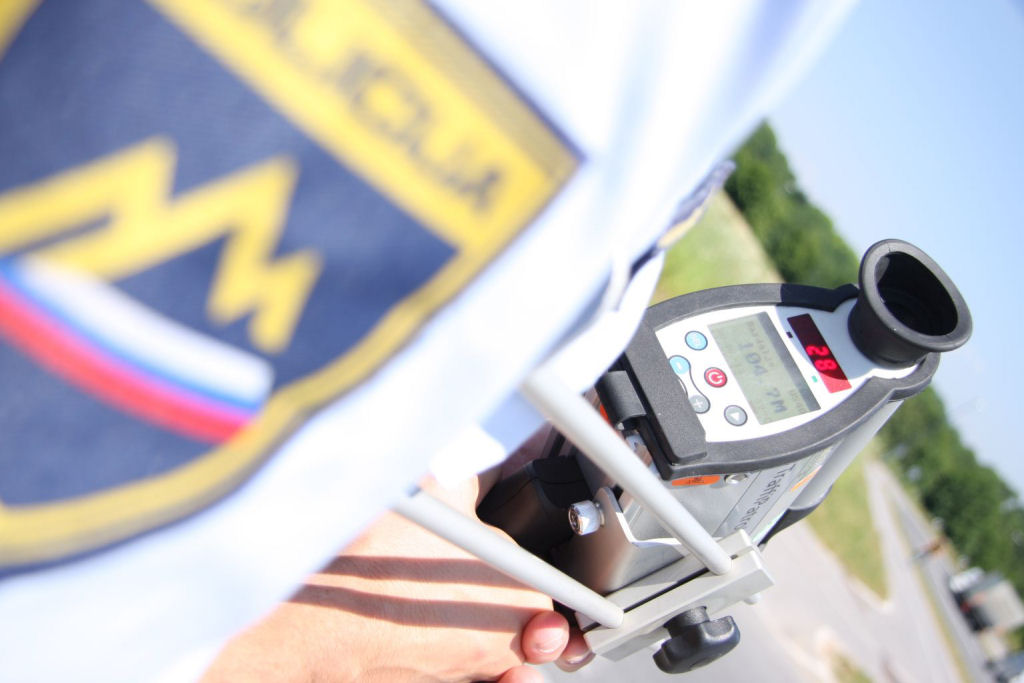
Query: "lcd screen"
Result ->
[[709, 313, 820, 424], [787, 313, 851, 393]]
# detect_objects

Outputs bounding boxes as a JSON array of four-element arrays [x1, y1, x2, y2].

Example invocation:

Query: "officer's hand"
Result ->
[[203, 475, 590, 682]]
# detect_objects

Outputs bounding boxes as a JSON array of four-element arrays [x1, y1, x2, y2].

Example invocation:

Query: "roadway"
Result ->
[[876, 461, 996, 682], [545, 460, 993, 682]]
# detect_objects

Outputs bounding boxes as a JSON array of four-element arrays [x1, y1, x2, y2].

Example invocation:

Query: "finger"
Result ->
[[496, 664, 545, 683], [520, 611, 570, 664], [554, 629, 593, 672]]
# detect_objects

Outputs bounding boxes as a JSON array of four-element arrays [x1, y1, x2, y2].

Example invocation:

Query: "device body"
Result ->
[[477, 240, 971, 672], [547, 284, 937, 594]]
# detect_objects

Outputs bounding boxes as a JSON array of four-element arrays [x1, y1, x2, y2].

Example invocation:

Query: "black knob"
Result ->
[[653, 607, 740, 674], [848, 239, 971, 368]]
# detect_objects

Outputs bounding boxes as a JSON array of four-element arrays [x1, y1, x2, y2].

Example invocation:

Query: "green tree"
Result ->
[[725, 123, 857, 288]]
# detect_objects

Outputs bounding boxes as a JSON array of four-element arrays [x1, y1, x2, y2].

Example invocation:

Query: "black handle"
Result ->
[[653, 607, 740, 674]]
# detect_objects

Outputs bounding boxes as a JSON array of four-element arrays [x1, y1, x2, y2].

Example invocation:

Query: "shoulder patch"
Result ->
[[0, 0, 577, 570]]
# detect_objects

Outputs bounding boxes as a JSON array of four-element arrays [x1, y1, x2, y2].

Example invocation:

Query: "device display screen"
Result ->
[[709, 313, 820, 424], [787, 313, 852, 393]]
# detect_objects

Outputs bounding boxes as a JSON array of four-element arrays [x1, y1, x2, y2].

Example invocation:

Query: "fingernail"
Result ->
[[534, 636, 564, 654], [566, 651, 594, 666]]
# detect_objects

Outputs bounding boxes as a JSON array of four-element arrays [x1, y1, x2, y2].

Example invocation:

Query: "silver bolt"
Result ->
[[724, 473, 749, 485], [568, 500, 603, 536]]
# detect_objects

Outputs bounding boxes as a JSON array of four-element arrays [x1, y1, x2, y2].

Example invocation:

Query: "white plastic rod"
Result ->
[[791, 400, 901, 511], [521, 365, 733, 575], [394, 490, 625, 629]]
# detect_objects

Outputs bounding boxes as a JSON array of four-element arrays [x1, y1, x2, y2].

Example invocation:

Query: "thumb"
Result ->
[[519, 611, 570, 664]]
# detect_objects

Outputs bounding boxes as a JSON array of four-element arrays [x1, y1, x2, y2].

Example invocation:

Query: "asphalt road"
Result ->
[[876, 461, 995, 682], [544, 460, 991, 682]]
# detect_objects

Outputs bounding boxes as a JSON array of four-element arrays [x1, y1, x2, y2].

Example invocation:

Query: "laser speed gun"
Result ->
[[475, 239, 972, 674]]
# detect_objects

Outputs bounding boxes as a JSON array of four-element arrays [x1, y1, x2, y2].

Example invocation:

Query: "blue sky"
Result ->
[[771, 0, 1024, 494]]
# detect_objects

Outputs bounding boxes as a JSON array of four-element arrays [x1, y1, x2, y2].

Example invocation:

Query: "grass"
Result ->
[[656, 191, 888, 600], [652, 191, 782, 302], [807, 441, 888, 599]]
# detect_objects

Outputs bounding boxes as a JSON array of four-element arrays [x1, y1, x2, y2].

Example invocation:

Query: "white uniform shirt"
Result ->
[[0, 2, 852, 680]]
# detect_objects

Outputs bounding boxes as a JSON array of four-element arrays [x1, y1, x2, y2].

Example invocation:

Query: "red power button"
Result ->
[[704, 367, 728, 388]]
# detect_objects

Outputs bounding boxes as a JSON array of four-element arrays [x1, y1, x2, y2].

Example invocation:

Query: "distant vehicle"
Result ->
[[948, 567, 985, 595], [949, 569, 1024, 633], [988, 650, 1024, 683]]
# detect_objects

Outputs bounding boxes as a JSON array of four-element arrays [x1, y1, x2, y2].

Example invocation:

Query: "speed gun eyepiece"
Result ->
[[849, 239, 972, 368]]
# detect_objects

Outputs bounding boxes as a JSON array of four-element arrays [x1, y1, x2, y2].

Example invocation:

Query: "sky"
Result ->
[[770, 0, 1024, 494]]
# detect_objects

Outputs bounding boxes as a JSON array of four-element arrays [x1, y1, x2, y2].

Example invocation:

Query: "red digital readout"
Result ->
[[787, 313, 851, 393]]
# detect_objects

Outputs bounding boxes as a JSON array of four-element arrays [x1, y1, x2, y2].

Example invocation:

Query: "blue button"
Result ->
[[669, 355, 690, 375], [685, 331, 708, 351]]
